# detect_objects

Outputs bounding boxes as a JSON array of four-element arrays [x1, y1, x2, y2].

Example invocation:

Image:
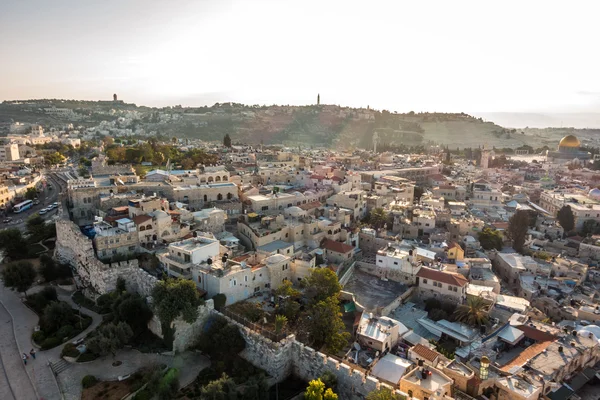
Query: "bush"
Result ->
[[61, 343, 80, 358], [82, 375, 97, 389], [26, 286, 58, 314], [72, 291, 97, 311], [424, 298, 441, 312], [212, 294, 227, 311], [56, 325, 74, 339], [32, 330, 45, 344], [96, 293, 115, 314], [41, 336, 62, 350], [133, 389, 152, 400], [77, 352, 99, 363], [429, 308, 449, 321]]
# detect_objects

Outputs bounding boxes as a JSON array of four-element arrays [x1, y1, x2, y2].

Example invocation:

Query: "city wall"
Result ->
[[55, 219, 157, 296]]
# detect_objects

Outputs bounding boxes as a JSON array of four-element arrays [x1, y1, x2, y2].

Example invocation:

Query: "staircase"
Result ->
[[50, 359, 70, 375]]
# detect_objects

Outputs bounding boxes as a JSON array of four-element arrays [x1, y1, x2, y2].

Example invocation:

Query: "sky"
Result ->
[[2, 0, 600, 114]]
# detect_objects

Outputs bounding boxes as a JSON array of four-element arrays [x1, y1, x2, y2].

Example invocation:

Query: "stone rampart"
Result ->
[[55, 219, 157, 296]]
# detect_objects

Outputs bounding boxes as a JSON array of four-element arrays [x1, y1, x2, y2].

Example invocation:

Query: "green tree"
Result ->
[[39, 254, 72, 282], [26, 214, 47, 242], [305, 379, 338, 400], [507, 210, 530, 253], [369, 208, 388, 229], [211, 294, 227, 311], [274, 279, 300, 298], [0, 228, 29, 259], [25, 187, 38, 200], [366, 388, 404, 400], [86, 321, 133, 356], [1, 261, 36, 294], [304, 268, 341, 304], [303, 296, 350, 353], [581, 219, 600, 236], [41, 301, 74, 333], [223, 134, 232, 148], [478, 227, 503, 251], [453, 297, 489, 327], [151, 278, 202, 325], [200, 373, 236, 399], [274, 314, 288, 334], [557, 205, 575, 233], [44, 152, 66, 165], [78, 166, 90, 178], [112, 292, 153, 335], [158, 368, 180, 400], [196, 316, 245, 358], [413, 186, 424, 202]]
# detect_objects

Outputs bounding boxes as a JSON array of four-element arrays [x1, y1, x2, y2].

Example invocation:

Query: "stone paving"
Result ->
[[58, 350, 209, 400], [0, 283, 103, 400], [0, 283, 210, 400]]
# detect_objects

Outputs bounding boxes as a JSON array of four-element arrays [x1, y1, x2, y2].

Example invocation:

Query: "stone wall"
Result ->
[[55, 219, 157, 296], [148, 301, 215, 353]]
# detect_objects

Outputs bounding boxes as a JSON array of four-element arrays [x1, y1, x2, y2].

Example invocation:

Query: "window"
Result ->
[[423, 279, 428, 284], [448, 285, 452, 290], [262, 206, 269, 211], [244, 275, 248, 282], [254, 286, 260, 293], [394, 261, 398, 265], [378, 259, 383, 263], [198, 276, 202, 283], [265, 283, 270, 289]]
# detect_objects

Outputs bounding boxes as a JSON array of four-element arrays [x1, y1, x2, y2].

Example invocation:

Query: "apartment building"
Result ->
[[416, 267, 468, 303]]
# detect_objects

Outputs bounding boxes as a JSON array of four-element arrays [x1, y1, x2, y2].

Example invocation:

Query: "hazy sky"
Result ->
[[2, 0, 600, 113]]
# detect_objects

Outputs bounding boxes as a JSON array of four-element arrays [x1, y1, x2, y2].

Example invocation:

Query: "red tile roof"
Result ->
[[416, 267, 469, 287], [514, 325, 557, 342], [412, 343, 440, 362], [322, 238, 354, 254], [501, 341, 553, 373], [310, 175, 326, 180], [429, 174, 446, 181]]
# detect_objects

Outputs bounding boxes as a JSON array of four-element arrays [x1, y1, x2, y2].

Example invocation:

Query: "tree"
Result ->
[[112, 292, 153, 335], [196, 316, 245, 358], [2, 261, 36, 294], [25, 187, 38, 200], [274, 314, 288, 334], [39, 254, 72, 282], [274, 279, 300, 298], [0, 228, 29, 259], [304, 268, 341, 304], [200, 373, 236, 399], [366, 388, 404, 400], [26, 214, 47, 242], [41, 301, 74, 333], [453, 297, 489, 327], [78, 166, 90, 178], [557, 205, 575, 233], [151, 278, 202, 325], [86, 321, 133, 356], [478, 227, 503, 251], [211, 294, 227, 311], [44, 152, 66, 165], [223, 134, 232, 148], [413, 186, 424, 202], [305, 379, 338, 400], [507, 210, 530, 252], [303, 296, 350, 353], [369, 208, 388, 229]]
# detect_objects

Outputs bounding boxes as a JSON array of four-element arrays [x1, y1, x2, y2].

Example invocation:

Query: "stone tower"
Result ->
[[317, 93, 320, 105]]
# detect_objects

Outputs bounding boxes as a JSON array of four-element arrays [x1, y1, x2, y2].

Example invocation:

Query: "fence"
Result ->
[[221, 308, 288, 342]]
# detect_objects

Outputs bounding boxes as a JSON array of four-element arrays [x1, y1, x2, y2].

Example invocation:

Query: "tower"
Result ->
[[317, 93, 320, 105], [481, 146, 491, 169], [373, 131, 379, 154], [113, 93, 118, 101]]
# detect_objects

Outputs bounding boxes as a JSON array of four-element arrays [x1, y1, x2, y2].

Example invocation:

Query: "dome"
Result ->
[[589, 188, 600, 200], [559, 135, 581, 148]]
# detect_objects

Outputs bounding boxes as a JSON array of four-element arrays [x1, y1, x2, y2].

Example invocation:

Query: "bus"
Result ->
[[13, 199, 33, 213]]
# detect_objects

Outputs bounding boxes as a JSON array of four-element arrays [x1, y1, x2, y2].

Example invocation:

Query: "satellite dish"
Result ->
[[353, 342, 361, 351]]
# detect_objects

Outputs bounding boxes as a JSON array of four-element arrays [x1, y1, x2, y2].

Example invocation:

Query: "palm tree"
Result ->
[[453, 297, 489, 327]]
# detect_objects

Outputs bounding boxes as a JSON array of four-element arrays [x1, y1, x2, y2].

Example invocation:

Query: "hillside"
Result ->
[[0, 100, 586, 149]]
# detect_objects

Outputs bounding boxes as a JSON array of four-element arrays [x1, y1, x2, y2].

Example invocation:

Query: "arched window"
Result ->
[[223, 175, 228, 181], [140, 226, 146, 231], [217, 193, 223, 201], [227, 193, 232, 200], [203, 194, 208, 202], [208, 177, 213, 183], [215, 176, 221, 182], [162, 230, 169, 237], [146, 224, 152, 230]]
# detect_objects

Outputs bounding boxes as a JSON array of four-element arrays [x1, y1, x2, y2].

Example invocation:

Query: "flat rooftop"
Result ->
[[343, 269, 408, 312]]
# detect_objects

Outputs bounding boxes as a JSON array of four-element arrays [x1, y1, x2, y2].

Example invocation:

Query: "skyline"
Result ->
[[3, 0, 600, 115]]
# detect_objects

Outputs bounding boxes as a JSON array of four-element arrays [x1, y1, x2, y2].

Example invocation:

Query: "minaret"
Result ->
[[373, 131, 379, 154], [317, 93, 320, 105]]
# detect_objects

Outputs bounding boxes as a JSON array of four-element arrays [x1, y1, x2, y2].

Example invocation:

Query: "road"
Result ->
[[1, 170, 70, 233]]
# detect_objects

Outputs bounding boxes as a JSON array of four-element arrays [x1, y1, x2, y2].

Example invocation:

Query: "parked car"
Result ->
[[34, 200, 40, 205], [3, 218, 12, 223], [39, 209, 47, 215]]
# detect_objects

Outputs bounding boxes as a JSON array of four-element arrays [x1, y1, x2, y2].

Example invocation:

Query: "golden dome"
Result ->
[[559, 135, 581, 148]]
